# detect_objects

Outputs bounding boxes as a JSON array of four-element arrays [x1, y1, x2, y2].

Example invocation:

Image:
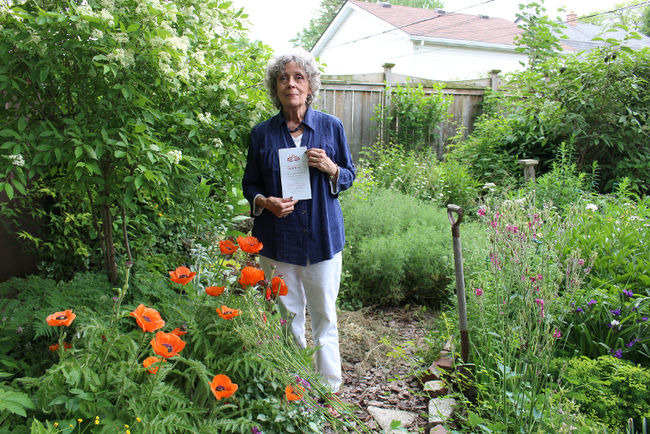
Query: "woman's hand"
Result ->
[[258, 196, 299, 218], [306, 148, 338, 177]]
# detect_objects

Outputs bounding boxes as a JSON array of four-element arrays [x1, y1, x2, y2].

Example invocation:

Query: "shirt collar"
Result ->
[[275, 106, 315, 131]]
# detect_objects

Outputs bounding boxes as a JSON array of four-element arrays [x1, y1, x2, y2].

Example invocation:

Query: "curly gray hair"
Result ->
[[265, 49, 321, 110]]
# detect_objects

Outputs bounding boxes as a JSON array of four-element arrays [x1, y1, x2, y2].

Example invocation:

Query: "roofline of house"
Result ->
[[312, 1, 354, 56], [410, 36, 519, 52]]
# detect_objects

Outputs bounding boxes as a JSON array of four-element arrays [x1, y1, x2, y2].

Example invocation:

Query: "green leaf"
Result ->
[[126, 22, 140, 32], [39, 67, 49, 82], [5, 183, 14, 200], [0, 129, 17, 138], [135, 174, 144, 190], [114, 150, 126, 158], [17, 116, 27, 133], [219, 1, 232, 9], [84, 145, 97, 160]]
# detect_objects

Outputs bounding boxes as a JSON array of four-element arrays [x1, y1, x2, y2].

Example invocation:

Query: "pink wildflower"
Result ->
[[553, 329, 562, 339], [475, 288, 483, 296]]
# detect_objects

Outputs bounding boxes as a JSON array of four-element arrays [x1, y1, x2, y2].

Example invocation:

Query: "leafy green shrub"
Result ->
[[0, 0, 272, 282], [358, 144, 479, 212], [340, 188, 455, 308], [554, 356, 650, 430], [374, 81, 451, 151]]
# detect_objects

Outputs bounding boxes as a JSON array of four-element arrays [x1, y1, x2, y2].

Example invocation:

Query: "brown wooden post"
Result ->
[[489, 69, 501, 91], [381, 63, 395, 147]]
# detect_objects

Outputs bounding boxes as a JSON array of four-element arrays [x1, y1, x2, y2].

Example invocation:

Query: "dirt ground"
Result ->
[[333, 305, 440, 432]]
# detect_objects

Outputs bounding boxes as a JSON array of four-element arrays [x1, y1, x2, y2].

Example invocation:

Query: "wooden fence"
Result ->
[[313, 68, 501, 160]]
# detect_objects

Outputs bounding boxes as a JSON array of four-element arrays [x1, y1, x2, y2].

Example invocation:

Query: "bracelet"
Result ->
[[329, 167, 339, 182]]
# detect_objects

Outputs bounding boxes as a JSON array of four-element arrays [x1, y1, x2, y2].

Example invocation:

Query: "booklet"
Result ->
[[279, 147, 312, 200]]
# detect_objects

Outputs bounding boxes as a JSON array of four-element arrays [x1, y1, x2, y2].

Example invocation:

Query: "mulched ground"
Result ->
[[333, 306, 440, 432]]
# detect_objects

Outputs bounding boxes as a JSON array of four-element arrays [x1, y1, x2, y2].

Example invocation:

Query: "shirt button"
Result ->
[[303, 229, 308, 233], [301, 211, 306, 215]]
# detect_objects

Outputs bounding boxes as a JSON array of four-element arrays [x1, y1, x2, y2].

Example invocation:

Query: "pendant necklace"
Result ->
[[288, 123, 302, 133]]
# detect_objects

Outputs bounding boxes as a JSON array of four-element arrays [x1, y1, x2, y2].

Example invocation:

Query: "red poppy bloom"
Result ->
[[49, 342, 72, 351], [170, 327, 187, 337], [206, 286, 225, 296], [143, 356, 164, 374], [46, 310, 76, 327], [270, 277, 288, 296], [238, 266, 265, 288], [210, 374, 238, 400], [237, 235, 263, 254], [219, 240, 238, 255], [285, 384, 304, 402], [130, 304, 165, 332], [169, 266, 197, 285], [150, 331, 186, 358], [216, 305, 241, 320]]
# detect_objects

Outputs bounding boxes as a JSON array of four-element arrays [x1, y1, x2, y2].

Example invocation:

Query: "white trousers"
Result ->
[[259, 253, 343, 392]]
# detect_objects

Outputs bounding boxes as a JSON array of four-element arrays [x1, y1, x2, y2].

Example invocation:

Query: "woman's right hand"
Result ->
[[258, 196, 299, 218]]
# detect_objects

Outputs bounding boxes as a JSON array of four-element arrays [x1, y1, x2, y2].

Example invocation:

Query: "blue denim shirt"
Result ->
[[242, 107, 356, 266]]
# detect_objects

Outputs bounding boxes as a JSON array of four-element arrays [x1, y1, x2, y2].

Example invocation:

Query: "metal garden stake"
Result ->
[[447, 204, 469, 363]]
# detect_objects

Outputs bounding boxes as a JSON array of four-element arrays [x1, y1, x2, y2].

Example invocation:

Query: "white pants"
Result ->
[[259, 253, 343, 392]]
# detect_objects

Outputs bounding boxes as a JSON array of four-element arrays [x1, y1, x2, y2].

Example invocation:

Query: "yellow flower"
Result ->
[[125, 425, 130, 429], [53, 422, 58, 427], [77, 418, 83, 423], [136, 417, 141, 422], [126, 431, 131, 434], [95, 420, 100, 425]]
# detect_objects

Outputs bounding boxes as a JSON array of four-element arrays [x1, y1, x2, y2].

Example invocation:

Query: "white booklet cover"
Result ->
[[279, 146, 312, 200]]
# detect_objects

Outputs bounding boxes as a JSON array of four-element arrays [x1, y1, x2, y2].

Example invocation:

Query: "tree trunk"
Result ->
[[101, 203, 118, 284]]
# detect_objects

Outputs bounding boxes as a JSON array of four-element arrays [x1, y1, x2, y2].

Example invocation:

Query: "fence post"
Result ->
[[381, 62, 395, 147], [489, 69, 501, 91]]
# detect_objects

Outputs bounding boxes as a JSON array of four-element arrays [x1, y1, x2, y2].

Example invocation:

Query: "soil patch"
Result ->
[[335, 305, 439, 432]]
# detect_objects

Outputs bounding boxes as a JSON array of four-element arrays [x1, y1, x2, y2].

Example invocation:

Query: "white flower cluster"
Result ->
[[97, 9, 114, 27], [8, 154, 25, 167], [98, 0, 115, 11], [197, 112, 212, 124], [166, 149, 182, 165], [585, 203, 598, 211], [212, 138, 223, 149], [90, 29, 104, 40], [113, 32, 128, 45], [107, 48, 134, 68]]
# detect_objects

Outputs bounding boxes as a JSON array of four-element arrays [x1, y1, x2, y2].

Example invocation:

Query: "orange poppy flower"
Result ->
[[170, 327, 187, 336], [238, 266, 265, 288], [143, 356, 164, 374], [210, 374, 238, 400], [219, 240, 238, 255], [216, 305, 241, 320], [285, 384, 304, 402], [169, 266, 197, 285], [150, 331, 186, 358], [49, 342, 72, 351], [270, 277, 288, 296], [46, 310, 76, 327], [130, 304, 165, 332], [206, 286, 225, 296], [237, 235, 263, 254]]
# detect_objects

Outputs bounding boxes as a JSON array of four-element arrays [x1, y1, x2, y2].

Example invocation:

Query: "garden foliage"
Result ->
[[553, 356, 650, 430], [373, 81, 451, 152], [0, 239, 355, 432], [339, 186, 485, 309], [449, 42, 650, 193], [0, 0, 273, 282]]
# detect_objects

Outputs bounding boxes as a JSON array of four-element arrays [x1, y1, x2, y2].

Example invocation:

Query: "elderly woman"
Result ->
[[242, 49, 355, 393]]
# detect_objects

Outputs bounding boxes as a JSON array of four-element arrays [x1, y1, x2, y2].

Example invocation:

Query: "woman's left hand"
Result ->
[[306, 148, 337, 177]]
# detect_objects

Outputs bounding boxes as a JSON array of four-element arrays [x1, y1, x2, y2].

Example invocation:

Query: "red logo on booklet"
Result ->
[[287, 154, 301, 162]]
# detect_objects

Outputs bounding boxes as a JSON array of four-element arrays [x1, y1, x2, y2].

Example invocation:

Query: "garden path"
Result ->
[[332, 306, 439, 432]]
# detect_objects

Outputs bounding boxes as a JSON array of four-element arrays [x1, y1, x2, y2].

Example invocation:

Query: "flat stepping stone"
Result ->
[[423, 380, 447, 399], [368, 405, 418, 433], [428, 397, 457, 425]]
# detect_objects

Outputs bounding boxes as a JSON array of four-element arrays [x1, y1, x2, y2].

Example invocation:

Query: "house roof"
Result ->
[[349, 0, 522, 46], [558, 21, 650, 51]]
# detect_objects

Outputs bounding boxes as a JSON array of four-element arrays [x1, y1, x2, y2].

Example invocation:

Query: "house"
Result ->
[[311, 0, 529, 81], [311, 1, 650, 81], [558, 11, 650, 52]]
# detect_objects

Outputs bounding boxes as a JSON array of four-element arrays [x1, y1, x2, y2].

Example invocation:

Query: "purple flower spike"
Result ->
[[610, 349, 623, 359], [576, 307, 584, 313], [251, 427, 262, 434], [587, 299, 597, 306], [622, 289, 634, 297], [610, 309, 621, 316]]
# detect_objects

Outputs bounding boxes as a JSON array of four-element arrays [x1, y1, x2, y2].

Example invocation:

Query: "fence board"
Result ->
[[314, 75, 491, 161]]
